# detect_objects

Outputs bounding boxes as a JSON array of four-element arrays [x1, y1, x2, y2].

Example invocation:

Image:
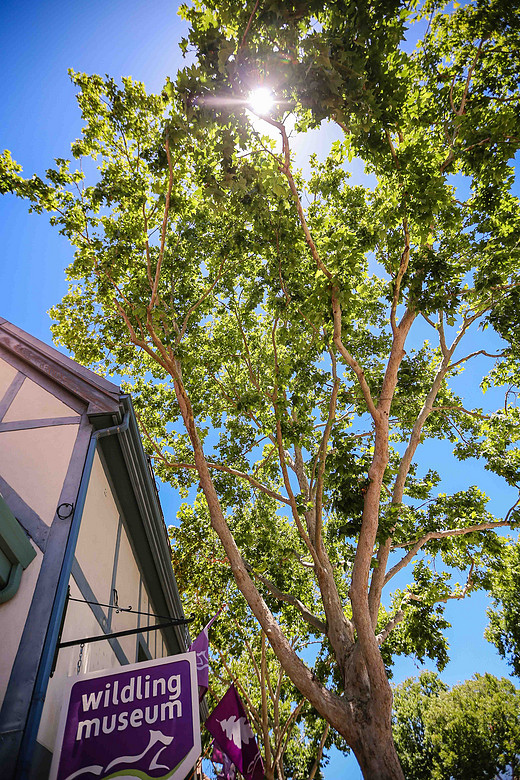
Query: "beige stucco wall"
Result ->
[[112, 523, 142, 661], [73, 451, 120, 611], [0, 356, 18, 398], [0, 541, 42, 708], [0, 372, 81, 714], [37, 451, 170, 756], [3, 377, 79, 422], [0, 425, 79, 526]]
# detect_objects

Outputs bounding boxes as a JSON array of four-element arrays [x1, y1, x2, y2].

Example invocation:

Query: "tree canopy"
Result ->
[[486, 540, 520, 678], [392, 671, 520, 779], [1, 1, 520, 777]]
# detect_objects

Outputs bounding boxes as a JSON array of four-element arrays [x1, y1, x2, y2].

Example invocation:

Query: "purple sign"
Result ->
[[49, 652, 200, 780]]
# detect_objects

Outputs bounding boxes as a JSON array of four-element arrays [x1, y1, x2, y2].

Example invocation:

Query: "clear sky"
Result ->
[[0, 2, 517, 777]]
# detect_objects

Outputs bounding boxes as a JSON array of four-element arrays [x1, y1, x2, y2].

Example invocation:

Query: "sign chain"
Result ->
[[77, 642, 84, 675]]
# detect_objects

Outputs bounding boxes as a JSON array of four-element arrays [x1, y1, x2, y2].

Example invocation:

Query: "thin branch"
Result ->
[[233, 305, 264, 396], [391, 220, 411, 334], [313, 360, 340, 552], [421, 311, 438, 330], [431, 404, 490, 419], [136, 416, 291, 505], [272, 404, 322, 566], [385, 129, 401, 170], [166, 458, 291, 505], [308, 724, 330, 780], [273, 700, 305, 767], [376, 605, 408, 645], [457, 38, 487, 117], [177, 254, 227, 344], [378, 559, 476, 643], [385, 519, 513, 586], [243, 560, 327, 634], [449, 348, 504, 370], [261, 632, 273, 776], [437, 558, 475, 604], [142, 202, 153, 289], [231, 616, 263, 687], [440, 38, 487, 172], [214, 653, 263, 731], [260, 115, 332, 279], [291, 552, 315, 569], [150, 136, 174, 309], [239, 0, 261, 52], [332, 288, 380, 421]]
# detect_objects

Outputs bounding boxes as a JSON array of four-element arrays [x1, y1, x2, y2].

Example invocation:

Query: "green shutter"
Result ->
[[0, 494, 36, 602]]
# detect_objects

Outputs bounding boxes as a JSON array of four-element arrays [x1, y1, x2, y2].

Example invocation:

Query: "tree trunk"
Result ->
[[345, 670, 405, 780], [351, 727, 404, 780]]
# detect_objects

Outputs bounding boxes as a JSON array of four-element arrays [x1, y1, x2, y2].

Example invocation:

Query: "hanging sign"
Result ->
[[49, 651, 200, 780]]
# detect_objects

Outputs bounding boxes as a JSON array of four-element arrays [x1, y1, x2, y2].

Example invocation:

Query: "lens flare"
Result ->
[[248, 87, 274, 116]]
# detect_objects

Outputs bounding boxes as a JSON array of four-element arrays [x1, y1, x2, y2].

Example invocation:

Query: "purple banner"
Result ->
[[206, 685, 264, 780], [189, 608, 223, 699], [50, 652, 200, 780]]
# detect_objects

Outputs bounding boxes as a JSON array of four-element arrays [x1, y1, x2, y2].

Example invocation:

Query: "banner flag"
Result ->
[[212, 740, 236, 780], [188, 608, 223, 700], [206, 684, 264, 780]]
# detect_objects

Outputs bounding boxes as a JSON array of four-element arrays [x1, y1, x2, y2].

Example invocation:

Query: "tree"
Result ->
[[486, 541, 520, 678], [392, 672, 520, 779], [2, 1, 520, 777], [172, 498, 335, 780], [392, 672, 448, 780]]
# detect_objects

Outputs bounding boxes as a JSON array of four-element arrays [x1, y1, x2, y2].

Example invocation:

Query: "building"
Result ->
[[0, 318, 190, 779]]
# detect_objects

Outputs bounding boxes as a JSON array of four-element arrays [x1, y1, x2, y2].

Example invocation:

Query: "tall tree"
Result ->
[[486, 541, 520, 678], [392, 672, 520, 780], [1, 1, 520, 776], [172, 499, 335, 780]]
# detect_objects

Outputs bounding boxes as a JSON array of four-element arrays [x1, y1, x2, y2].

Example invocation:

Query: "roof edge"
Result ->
[[117, 395, 189, 654], [0, 318, 121, 414]]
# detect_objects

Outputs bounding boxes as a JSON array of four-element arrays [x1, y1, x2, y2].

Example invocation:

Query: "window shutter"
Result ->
[[0, 494, 36, 602]]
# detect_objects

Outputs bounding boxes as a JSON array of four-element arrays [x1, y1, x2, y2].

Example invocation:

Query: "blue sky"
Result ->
[[0, 2, 518, 777]]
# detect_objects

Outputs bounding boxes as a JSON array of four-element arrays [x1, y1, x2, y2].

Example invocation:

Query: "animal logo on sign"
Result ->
[[63, 729, 174, 780], [218, 715, 255, 749]]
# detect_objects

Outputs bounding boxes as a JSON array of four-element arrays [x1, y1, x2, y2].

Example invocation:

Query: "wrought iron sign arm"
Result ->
[[58, 616, 194, 649]]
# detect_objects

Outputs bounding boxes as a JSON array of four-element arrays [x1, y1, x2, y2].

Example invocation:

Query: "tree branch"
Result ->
[[449, 348, 504, 370], [332, 287, 380, 421], [308, 724, 330, 780], [259, 115, 332, 279], [390, 220, 411, 334], [150, 136, 174, 309], [177, 253, 228, 344], [243, 559, 327, 634], [313, 361, 339, 553], [385, 519, 513, 586]]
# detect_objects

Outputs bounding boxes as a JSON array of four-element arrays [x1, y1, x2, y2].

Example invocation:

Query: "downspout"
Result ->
[[16, 411, 130, 780]]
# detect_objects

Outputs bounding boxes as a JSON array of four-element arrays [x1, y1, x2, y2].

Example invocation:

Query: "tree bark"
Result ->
[[352, 730, 405, 780], [168, 359, 405, 778], [338, 651, 405, 780]]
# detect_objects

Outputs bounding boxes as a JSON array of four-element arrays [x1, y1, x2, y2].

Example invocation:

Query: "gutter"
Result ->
[[16, 411, 130, 780], [116, 395, 189, 655]]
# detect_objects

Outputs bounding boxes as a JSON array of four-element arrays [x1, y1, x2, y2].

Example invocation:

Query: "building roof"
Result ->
[[0, 318, 120, 414], [0, 317, 189, 655]]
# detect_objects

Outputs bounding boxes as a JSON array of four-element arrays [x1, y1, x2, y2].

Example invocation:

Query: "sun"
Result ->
[[247, 87, 274, 116]]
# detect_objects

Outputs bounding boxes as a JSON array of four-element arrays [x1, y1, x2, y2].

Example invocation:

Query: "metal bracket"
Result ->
[[58, 617, 194, 649], [56, 592, 194, 651]]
